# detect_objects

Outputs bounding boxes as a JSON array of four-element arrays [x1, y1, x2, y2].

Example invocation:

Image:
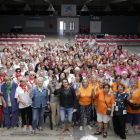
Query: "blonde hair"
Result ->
[[82, 78, 89, 85], [4, 76, 11, 82]]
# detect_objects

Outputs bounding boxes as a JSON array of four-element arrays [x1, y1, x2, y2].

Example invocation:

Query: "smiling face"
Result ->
[[118, 85, 124, 93], [131, 81, 137, 89]]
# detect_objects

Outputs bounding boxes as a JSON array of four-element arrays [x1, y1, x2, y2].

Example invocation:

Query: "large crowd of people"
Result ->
[[0, 38, 140, 140]]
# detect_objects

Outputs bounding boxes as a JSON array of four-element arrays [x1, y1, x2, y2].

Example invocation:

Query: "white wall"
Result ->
[[57, 18, 79, 33], [90, 21, 101, 33]]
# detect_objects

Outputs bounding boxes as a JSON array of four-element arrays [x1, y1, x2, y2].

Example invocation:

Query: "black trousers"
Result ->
[[20, 106, 32, 125], [112, 115, 126, 139]]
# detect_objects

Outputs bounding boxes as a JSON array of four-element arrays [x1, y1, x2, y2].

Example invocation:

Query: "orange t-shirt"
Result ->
[[78, 86, 92, 106], [137, 81, 140, 89], [88, 82, 99, 106], [126, 89, 140, 114], [94, 87, 103, 106], [96, 91, 115, 114]]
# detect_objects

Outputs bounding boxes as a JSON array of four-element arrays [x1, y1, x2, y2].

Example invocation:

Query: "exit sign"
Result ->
[[90, 16, 102, 21]]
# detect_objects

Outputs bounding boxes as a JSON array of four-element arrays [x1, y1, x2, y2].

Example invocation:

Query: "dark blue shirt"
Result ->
[[114, 92, 129, 116]]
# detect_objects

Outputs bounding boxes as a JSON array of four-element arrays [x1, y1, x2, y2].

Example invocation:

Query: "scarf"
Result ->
[[16, 74, 22, 84], [19, 84, 27, 93], [44, 77, 48, 82], [0, 74, 5, 84], [38, 86, 43, 92], [29, 78, 36, 87], [5, 81, 13, 96]]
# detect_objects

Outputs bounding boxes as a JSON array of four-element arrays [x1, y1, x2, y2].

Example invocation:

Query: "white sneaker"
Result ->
[[23, 125, 27, 131], [79, 126, 83, 131], [87, 125, 92, 130]]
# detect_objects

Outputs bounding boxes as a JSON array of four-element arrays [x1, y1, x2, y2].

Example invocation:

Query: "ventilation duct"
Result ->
[[0, 3, 7, 11], [104, 4, 112, 11], [128, 5, 135, 11], [81, 4, 89, 11], [47, 3, 55, 11], [13, 0, 26, 3], [108, 0, 128, 3], [24, 3, 31, 11]]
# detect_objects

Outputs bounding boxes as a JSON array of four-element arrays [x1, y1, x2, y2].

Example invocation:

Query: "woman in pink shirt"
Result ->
[[102, 43, 112, 53], [116, 61, 129, 75]]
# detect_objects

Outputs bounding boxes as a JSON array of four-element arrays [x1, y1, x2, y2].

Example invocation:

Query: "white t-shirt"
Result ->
[[28, 79, 36, 88], [43, 77, 49, 88], [15, 86, 32, 109]]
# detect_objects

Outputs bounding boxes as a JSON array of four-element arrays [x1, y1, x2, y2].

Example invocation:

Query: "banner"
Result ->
[[61, 4, 76, 16], [29, 15, 41, 20], [90, 16, 102, 21]]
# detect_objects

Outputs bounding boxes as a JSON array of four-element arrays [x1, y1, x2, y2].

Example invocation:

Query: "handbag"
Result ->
[[104, 94, 111, 115], [128, 91, 140, 110], [128, 102, 140, 110]]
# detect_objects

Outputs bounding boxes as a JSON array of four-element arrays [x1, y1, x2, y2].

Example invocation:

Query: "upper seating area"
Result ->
[[0, 33, 45, 38], [75, 34, 140, 42]]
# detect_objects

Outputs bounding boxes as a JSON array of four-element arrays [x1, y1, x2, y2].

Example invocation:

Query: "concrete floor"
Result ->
[[0, 33, 140, 140]]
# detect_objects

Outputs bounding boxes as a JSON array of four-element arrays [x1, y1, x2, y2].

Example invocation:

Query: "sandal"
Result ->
[[38, 128, 43, 133], [103, 132, 107, 138], [31, 131, 36, 136], [94, 131, 102, 135], [71, 122, 75, 127], [66, 128, 73, 133], [60, 129, 66, 134]]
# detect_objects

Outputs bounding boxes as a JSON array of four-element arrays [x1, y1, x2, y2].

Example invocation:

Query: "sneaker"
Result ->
[[87, 125, 92, 130], [23, 125, 27, 131], [94, 122, 97, 127], [125, 130, 128, 135], [53, 125, 58, 131], [29, 125, 33, 131], [79, 126, 83, 131], [90, 121, 93, 127], [135, 131, 139, 136]]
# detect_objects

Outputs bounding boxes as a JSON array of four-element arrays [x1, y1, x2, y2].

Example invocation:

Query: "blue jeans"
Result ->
[[32, 105, 45, 130], [60, 106, 73, 124]]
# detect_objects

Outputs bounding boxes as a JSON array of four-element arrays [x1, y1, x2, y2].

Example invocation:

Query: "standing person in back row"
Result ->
[[87, 37, 97, 49]]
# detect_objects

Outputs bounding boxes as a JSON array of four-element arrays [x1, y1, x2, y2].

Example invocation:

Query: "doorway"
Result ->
[[57, 18, 79, 33]]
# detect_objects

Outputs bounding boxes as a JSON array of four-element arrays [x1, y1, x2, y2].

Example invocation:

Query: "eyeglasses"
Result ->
[[16, 71, 21, 73], [30, 74, 35, 76], [120, 64, 124, 65]]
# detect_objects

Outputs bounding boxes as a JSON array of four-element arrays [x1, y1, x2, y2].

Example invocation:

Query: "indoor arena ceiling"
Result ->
[[0, 0, 140, 15]]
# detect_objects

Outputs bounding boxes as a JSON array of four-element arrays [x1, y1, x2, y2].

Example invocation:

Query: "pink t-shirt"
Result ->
[[116, 67, 128, 75]]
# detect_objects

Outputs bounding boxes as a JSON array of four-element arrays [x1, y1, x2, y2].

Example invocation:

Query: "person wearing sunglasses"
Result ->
[[13, 68, 23, 85], [1, 76, 18, 130], [29, 77, 50, 136], [116, 61, 129, 75], [28, 71, 36, 88], [15, 76, 32, 131]]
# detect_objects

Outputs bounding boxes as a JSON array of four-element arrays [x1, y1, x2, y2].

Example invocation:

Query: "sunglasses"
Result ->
[[120, 64, 124, 65], [16, 71, 21, 73], [30, 74, 35, 76], [20, 80, 25, 82]]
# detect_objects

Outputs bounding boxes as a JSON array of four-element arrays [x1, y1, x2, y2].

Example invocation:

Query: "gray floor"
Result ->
[[0, 33, 140, 140]]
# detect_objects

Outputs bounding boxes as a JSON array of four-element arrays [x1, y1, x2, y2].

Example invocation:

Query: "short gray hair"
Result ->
[[38, 70, 46, 75], [37, 77, 44, 83], [130, 78, 138, 84]]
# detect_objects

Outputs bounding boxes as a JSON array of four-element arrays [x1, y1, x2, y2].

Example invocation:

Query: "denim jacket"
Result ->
[[31, 86, 49, 108], [1, 82, 18, 113]]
